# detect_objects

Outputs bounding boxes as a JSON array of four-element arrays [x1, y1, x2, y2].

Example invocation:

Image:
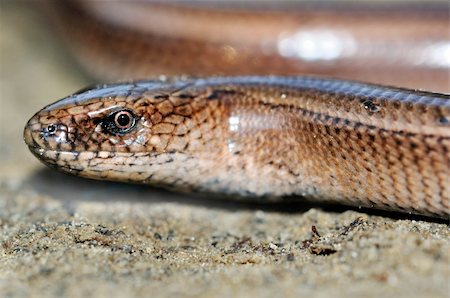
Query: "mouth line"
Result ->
[[27, 145, 58, 163], [27, 145, 83, 173], [27, 144, 46, 155], [26, 145, 162, 158], [27, 145, 84, 157]]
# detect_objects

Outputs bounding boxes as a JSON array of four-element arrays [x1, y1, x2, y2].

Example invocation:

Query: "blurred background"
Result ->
[[0, 1, 449, 297], [1, 1, 89, 184], [36, 0, 450, 90]]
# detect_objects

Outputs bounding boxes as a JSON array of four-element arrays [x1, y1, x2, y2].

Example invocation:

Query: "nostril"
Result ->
[[41, 124, 58, 136], [47, 124, 57, 134]]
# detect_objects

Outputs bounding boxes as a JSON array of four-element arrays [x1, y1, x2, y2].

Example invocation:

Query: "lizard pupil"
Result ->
[[113, 110, 134, 129], [117, 113, 130, 127], [103, 109, 137, 135]]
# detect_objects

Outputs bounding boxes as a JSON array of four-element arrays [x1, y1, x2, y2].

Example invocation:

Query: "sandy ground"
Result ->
[[0, 2, 449, 298]]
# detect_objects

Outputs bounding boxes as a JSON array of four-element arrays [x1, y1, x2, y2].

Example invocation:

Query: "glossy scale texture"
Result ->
[[24, 77, 450, 217], [42, 0, 450, 92]]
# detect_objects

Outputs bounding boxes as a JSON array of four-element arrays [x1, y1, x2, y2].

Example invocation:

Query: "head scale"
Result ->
[[23, 79, 219, 185]]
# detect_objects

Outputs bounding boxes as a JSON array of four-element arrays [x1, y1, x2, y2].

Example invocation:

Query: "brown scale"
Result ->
[[23, 77, 450, 218], [40, 0, 450, 92]]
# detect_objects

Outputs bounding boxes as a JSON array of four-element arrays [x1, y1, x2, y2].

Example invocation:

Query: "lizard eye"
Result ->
[[114, 110, 133, 129], [102, 109, 137, 135]]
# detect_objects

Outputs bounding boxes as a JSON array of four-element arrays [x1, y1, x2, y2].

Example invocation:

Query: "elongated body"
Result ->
[[42, 0, 450, 92], [24, 77, 450, 217]]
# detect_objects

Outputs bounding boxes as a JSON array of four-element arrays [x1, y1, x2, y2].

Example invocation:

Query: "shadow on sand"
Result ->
[[23, 167, 447, 223]]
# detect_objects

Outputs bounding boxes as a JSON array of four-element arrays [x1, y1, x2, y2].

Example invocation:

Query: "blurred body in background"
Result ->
[[41, 0, 449, 92]]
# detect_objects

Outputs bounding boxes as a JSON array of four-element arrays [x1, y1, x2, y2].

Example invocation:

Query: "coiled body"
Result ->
[[24, 1, 450, 218], [24, 77, 450, 218], [42, 0, 450, 92]]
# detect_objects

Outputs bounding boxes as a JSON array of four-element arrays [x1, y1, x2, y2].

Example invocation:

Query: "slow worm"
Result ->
[[24, 77, 450, 218], [24, 1, 450, 217]]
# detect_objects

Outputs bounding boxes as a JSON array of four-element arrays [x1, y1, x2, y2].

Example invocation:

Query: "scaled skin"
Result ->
[[43, 1, 450, 92], [24, 77, 450, 217]]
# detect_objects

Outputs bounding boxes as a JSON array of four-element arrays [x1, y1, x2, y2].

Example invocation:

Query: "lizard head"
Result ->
[[23, 79, 216, 184]]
